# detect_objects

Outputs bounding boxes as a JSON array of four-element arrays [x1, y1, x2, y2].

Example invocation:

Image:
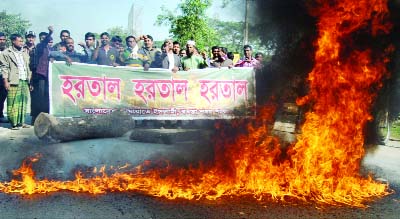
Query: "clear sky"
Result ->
[[1, 0, 244, 43]]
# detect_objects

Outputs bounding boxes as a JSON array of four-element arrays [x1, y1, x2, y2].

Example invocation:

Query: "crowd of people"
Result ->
[[0, 26, 264, 130]]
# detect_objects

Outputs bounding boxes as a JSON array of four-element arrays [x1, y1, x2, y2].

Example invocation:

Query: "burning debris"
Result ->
[[0, 0, 395, 208]]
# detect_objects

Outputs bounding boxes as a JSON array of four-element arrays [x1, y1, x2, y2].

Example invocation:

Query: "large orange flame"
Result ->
[[0, 0, 394, 207]]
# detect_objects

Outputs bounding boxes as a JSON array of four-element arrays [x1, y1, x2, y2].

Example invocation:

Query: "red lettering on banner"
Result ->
[[131, 79, 188, 104], [87, 80, 102, 97], [235, 80, 248, 100], [105, 78, 121, 100], [60, 76, 75, 103], [198, 80, 248, 104], [156, 81, 171, 99], [59, 75, 121, 104], [173, 80, 188, 101], [220, 82, 232, 98]]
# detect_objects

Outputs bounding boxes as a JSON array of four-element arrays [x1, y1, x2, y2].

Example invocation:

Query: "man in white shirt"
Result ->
[[162, 39, 181, 73]]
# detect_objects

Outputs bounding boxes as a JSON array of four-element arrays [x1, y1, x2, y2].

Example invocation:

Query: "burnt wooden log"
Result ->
[[34, 112, 135, 142], [272, 102, 300, 144]]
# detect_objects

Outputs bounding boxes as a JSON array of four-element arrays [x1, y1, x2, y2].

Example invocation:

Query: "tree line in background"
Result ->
[[155, 0, 270, 55], [0, 0, 270, 57], [0, 11, 30, 38]]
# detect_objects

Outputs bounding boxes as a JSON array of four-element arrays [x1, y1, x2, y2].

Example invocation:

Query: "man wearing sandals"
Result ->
[[0, 34, 33, 130]]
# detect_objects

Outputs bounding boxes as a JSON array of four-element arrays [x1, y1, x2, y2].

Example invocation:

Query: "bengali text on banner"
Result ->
[[49, 62, 256, 119]]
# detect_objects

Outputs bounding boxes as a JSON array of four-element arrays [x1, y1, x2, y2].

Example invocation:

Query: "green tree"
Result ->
[[156, 0, 219, 51], [209, 18, 271, 58], [209, 18, 243, 53], [106, 26, 129, 42], [0, 10, 31, 39]]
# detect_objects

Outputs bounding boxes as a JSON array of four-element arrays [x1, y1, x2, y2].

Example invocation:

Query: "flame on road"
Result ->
[[0, 0, 394, 207]]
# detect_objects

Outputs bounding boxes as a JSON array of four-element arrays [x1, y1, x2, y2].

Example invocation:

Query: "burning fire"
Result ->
[[0, 0, 394, 207]]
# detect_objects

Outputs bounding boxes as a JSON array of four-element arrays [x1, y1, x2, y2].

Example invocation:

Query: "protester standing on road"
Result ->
[[0, 34, 32, 130], [23, 31, 36, 73], [31, 26, 54, 125], [0, 32, 8, 123]]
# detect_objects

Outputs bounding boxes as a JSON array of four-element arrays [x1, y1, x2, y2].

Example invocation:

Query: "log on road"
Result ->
[[34, 112, 135, 142]]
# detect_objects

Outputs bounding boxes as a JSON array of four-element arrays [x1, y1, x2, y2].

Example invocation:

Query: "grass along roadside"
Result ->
[[389, 120, 400, 140]]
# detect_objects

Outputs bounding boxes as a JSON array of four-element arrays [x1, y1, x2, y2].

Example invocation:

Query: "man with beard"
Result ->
[[181, 40, 208, 71], [53, 29, 70, 51], [64, 37, 88, 63], [216, 47, 233, 68], [209, 46, 219, 67], [210, 46, 233, 68], [0, 32, 8, 123], [0, 34, 32, 129], [92, 32, 121, 66]]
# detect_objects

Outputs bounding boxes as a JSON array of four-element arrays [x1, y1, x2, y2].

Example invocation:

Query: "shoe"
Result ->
[[22, 124, 31, 128], [18, 123, 31, 128], [10, 126, 20, 130], [0, 117, 9, 123]]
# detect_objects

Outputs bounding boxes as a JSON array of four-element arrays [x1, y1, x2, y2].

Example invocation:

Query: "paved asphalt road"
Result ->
[[0, 121, 399, 219]]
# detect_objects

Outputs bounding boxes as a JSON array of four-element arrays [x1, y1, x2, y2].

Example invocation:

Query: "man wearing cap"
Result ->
[[24, 31, 36, 54], [0, 32, 8, 123], [24, 31, 37, 76], [181, 40, 208, 71]]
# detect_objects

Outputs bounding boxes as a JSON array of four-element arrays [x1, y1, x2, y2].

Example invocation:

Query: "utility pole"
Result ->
[[243, 0, 250, 45]]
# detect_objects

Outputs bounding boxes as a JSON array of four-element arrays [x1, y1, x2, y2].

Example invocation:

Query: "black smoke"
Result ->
[[252, 0, 400, 144], [251, 0, 316, 107]]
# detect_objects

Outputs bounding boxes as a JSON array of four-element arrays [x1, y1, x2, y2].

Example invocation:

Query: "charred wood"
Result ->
[[34, 112, 135, 143]]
